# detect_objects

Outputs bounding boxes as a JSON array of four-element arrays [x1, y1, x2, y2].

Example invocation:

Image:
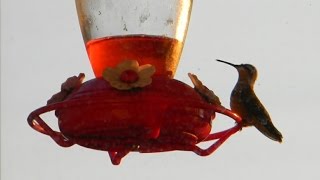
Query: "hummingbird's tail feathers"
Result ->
[[254, 120, 283, 143]]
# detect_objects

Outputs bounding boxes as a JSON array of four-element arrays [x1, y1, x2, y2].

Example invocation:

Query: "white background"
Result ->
[[1, 0, 320, 179]]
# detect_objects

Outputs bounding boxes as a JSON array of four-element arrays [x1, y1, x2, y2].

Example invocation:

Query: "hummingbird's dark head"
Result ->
[[216, 59, 257, 87], [238, 64, 258, 87]]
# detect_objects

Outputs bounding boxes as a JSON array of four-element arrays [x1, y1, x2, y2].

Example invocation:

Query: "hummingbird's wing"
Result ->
[[242, 89, 271, 124], [237, 87, 283, 142]]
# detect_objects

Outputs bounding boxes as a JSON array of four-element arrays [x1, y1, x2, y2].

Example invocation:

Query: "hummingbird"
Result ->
[[217, 59, 283, 142]]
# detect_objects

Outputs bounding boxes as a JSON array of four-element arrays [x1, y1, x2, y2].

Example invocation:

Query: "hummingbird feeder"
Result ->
[[28, 0, 243, 165]]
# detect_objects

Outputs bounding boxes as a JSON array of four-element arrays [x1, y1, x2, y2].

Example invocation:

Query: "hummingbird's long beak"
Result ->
[[216, 59, 239, 68]]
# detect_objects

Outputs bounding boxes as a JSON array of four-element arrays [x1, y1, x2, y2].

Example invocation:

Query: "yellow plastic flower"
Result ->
[[102, 60, 156, 90]]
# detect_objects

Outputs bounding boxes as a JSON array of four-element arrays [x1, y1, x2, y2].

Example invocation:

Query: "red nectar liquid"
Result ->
[[86, 35, 183, 78]]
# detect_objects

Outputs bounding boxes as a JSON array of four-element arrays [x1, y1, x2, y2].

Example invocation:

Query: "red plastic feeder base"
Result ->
[[28, 76, 242, 165]]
